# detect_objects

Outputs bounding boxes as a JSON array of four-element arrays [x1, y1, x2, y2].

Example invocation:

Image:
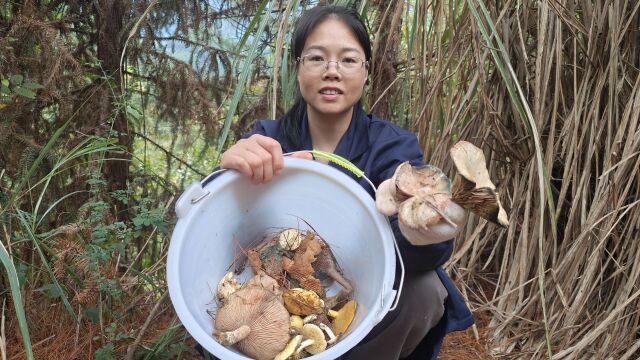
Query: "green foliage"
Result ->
[[95, 343, 116, 360], [0, 74, 42, 101]]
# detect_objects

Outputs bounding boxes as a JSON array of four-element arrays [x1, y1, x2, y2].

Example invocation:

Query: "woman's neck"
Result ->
[[306, 106, 353, 153]]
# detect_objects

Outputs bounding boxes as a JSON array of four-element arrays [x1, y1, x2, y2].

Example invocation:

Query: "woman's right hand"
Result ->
[[219, 134, 285, 184]]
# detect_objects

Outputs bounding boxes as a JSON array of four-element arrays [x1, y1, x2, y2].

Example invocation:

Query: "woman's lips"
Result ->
[[319, 88, 342, 101]]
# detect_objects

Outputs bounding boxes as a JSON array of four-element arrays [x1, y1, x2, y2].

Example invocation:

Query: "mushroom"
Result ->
[[375, 178, 399, 216], [278, 228, 303, 251], [216, 272, 240, 302], [298, 324, 327, 355], [244, 271, 282, 298], [290, 315, 304, 331], [303, 314, 317, 324], [393, 162, 451, 199], [449, 141, 509, 226], [318, 323, 337, 344], [214, 275, 290, 360], [314, 247, 353, 294], [397, 193, 453, 230], [376, 162, 452, 218], [281, 234, 324, 296], [274, 335, 302, 360], [283, 288, 325, 316], [328, 300, 357, 336]]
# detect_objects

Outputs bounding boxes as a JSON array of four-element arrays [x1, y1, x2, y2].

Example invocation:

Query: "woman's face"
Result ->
[[297, 17, 368, 119]]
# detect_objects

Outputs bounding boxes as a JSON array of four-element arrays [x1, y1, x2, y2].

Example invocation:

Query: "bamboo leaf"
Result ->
[[0, 240, 34, 360], [215, 0, 274, 161]]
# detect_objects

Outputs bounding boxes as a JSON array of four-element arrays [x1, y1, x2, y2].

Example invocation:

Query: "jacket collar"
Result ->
[[292, 105, 370, 161]]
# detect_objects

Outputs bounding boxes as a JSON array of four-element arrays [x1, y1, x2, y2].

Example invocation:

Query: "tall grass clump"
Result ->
[[358, 0, 639, 358]]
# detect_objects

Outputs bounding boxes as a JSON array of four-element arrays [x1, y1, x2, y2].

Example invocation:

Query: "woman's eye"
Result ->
[[342, 57, 358, 64], [308, 55, 325, 62]]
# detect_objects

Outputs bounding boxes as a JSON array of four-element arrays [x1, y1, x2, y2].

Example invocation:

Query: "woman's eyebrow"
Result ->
[[304, 45, 363, 54]]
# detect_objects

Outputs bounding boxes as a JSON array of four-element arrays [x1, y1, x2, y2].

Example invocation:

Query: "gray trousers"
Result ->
[[342, 270, 448, 360]]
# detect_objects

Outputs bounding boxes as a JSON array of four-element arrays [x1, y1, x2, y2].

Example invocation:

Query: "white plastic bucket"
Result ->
[[167, 157, 403, 359]]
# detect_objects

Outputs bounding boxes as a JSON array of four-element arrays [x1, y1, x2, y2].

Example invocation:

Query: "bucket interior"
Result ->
[[169, 159, 396, 359]]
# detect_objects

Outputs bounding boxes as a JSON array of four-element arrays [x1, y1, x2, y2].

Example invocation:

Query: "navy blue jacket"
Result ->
[[246, 110, 474, 359]]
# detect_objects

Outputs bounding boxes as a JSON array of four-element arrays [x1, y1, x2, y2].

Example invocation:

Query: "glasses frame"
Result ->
[[296, 54, 369, 74]]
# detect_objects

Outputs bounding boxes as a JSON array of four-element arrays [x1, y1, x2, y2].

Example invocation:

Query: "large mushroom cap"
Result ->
[[394, 162, 451, 198], [450, 141, 493, 189], [450, 141, 509, 226], [214, 283, 290, 360]]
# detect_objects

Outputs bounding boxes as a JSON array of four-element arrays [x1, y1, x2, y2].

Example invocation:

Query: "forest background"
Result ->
[[1, 0, 639, 359]]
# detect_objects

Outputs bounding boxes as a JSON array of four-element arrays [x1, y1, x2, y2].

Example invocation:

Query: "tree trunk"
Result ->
[[96, 1, 132, 196], [368, 0, 404, 119]]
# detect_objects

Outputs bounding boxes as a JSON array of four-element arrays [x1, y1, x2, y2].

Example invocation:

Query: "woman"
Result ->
[[219, 5, 473, 359]]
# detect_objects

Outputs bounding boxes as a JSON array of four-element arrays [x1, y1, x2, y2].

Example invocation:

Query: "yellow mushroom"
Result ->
[[289, 315, 304, 331], [329, 300, 357, 336], [300, 324, 327, 354], [274, 335, 302, 360]]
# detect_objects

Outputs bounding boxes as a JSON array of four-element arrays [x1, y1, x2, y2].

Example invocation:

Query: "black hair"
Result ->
[[279, 5, 372, 149]]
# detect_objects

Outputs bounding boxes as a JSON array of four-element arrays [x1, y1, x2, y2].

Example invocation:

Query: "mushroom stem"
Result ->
[[215, 325, 251, 346], [303, 314, 317, 324], [319, 323, 338, 344], [295, 339, 316, 355]]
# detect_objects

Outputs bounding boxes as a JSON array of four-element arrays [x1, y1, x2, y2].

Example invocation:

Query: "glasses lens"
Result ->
[[301, 56, 364, 74]]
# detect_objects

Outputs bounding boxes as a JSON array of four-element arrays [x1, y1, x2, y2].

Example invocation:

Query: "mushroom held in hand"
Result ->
[[214, 275, 290, 360], [376, 163, 452, 217], [450, 141, 509, 226]]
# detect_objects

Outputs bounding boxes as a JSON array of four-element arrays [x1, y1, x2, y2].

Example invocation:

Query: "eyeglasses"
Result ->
[[296, 54, 368, 74]]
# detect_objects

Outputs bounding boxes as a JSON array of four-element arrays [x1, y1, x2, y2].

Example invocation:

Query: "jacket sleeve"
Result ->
[[370, 131, 454, 273]]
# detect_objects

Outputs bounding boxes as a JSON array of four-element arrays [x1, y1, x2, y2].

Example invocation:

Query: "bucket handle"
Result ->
[[190, 150, 405, 313]]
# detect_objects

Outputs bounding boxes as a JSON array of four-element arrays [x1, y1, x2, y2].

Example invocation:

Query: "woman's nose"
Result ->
[[322, 61, 342, 79]]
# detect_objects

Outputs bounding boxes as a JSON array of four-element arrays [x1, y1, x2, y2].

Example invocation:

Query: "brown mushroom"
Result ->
[[214, 275, 290, 360], [450, 141, 509, 226], [244, 271, 282, 298], [283, 288, 325, 316], [281, 233, 324, 296], [314, 246, 353, 294]]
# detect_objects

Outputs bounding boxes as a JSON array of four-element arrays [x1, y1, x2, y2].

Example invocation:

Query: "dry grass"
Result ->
[[399, 1, 640, 358], [3, 290, 196, 360]]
